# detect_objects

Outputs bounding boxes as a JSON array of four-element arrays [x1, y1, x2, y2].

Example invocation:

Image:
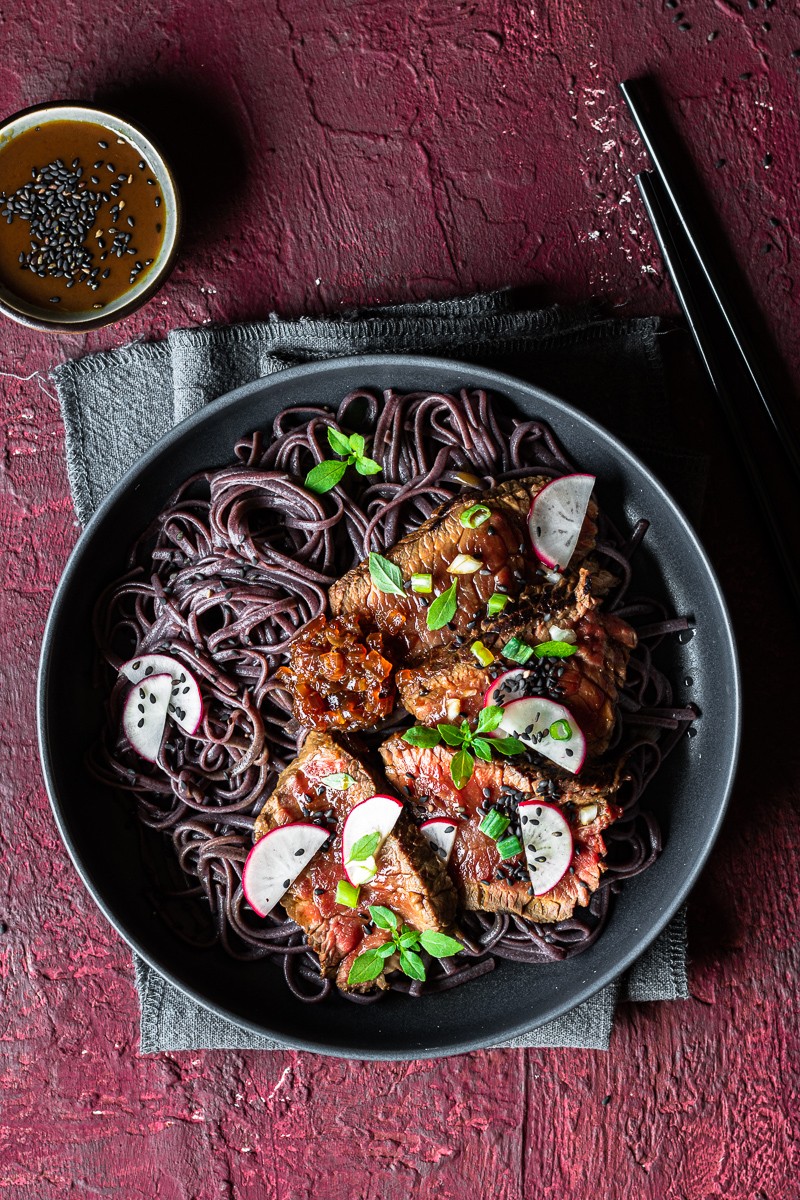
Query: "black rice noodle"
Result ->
[[90, 388, 696, 1003]]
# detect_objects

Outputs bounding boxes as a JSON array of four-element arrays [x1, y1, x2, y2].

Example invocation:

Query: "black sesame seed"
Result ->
[[283, 879, 291, 889]]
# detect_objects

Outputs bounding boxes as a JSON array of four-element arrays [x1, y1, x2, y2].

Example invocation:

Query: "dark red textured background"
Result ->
[[1, 2, 798, 1197]]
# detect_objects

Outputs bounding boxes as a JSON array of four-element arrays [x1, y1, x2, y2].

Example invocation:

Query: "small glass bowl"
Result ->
[[0, 101, 181, 333]]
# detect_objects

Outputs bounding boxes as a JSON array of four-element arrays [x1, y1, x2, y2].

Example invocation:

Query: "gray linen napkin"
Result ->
[[52, 292, 698, 1053]]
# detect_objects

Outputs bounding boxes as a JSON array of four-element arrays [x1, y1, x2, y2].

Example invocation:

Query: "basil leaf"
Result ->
[[492, 735, 526, 756], [347, 948, 386, 985], [398, 929, 421, 949], [354, 456, 382, 476], [348, 432, 366, 457], [437, 724, 465, 747], [426, 580, 457, 631], [472, 737, 493, 763], [476, 704, 504, 734], [402, 726, 441, 748], [305, 459, 348, 493], [534, 640, 578, 658], [376, 940, 396, 959], [419, 931, 465, 958], [399, 949, 426, 981], [320, 772, 354, 790], [350, 832, 381, 862], [368, 904, 398, 930], [368, 552, 405, 596], [327, 427, 354, 457], [450, 747, 475, 790]]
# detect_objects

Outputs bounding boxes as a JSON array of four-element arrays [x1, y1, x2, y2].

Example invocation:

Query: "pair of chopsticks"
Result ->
[[619, 78, 800, 611]]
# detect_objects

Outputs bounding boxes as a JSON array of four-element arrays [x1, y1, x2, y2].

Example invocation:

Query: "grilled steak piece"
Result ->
[[396, 568, 636, 756], [380, 732, 624, 924], [329, 478, 599, 663], [254, 731, 457, 991]]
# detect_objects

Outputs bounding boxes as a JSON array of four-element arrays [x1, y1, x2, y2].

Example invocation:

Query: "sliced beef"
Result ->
[[380, 732, 624, 924], [254, 731, 457, 990], [396, 567, 637, 756], [329, 478, 598, 663]]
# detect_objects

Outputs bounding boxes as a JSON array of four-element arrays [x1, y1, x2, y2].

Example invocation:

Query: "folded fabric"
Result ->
[[52, 291, 701, 1053]]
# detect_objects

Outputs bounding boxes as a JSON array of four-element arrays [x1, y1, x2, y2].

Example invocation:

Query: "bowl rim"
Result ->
[[37, 353, 742, 1058], [0, 99, 181, 333]]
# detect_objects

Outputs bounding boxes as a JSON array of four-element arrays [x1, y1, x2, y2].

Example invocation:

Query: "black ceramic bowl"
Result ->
[[37, 356, 740, 1058]]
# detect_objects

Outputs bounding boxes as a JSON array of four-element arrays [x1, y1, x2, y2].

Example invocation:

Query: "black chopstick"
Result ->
[[636, 169, 800, 612], [620, 77, 800, 489]]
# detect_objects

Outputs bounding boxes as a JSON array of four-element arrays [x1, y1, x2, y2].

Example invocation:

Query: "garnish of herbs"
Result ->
[[402, 705, 525, 789], [305, 427, 382, 493], [347, 906, 464, 985]]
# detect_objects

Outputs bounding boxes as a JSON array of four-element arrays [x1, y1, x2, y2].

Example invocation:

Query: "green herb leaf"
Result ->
[[534, 640, 578, 658], [368, 551, 405, 596], [476, 704, 504, 734], [350, 832, 381, 862], [398, 929, 421, 949], [399, 949, 426, 981], [354, 456, 382, 476], [368, 904, 398, 930], [320, 772, 354, 790], [327, 426, 354, 457], [347, 948, 386, 985], [402, 726, 441, 748], [437, 723, 466, 747], [450, 747, 475, 790], [348, 432, 366, 457], [419, 931, 465, 958], [492, 735, 526, 756], [472, 737, 493, 763], [376, 940, 397, 959], [426, 580, 458, 631], [305, 459, 348, 493]]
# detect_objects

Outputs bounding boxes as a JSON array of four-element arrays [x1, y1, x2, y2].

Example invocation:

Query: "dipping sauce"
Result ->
[[0, 119, 166, 313]]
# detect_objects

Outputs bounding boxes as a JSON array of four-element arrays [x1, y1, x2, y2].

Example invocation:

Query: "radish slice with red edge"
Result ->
[[419, 817, 458, 865], [120, 653, 204, 736], [483, 668, 532, 709], [122, 673, 172, 762], [497, 695, 587, 774], [341, 794, 403, 885], [518, 801, 573, 895], [243, 823, 329, 917], [528, 473, 595, 570]]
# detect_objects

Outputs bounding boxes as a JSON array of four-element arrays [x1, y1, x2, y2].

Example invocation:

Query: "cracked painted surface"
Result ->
[[1, 1, 799, 1197]]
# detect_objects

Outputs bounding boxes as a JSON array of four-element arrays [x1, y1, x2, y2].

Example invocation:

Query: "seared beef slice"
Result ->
[[255, 731, 457, 989], [380, 733, 623, 924]]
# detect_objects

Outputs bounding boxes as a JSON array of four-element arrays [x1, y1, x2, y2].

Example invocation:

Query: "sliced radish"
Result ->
[[483, 668, 532, 709], [242, 823, 329, 917], [518, 801, 573, 895], [341, 795, 403, 885], [419, 818, 458, 865], [528, 473, 595, 570], [122, 673, 173, 762], [121, 653, 203, 736], [497, 696, 587, 774]]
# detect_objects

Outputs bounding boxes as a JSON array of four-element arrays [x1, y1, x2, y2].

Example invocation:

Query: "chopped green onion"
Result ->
[[502, 636, 535, 665], [336, 879, 360, 907], [411, 572, 433, 594], [471, 640, 495, 667], [447, 553, 483, 575], [533, 640, 577, 659], [496, 834, 523, 860], [459, 503, 491, 528], [487, 592, 508, 616], [479, 808, 510, 840], [549, 719, 573, 742]]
